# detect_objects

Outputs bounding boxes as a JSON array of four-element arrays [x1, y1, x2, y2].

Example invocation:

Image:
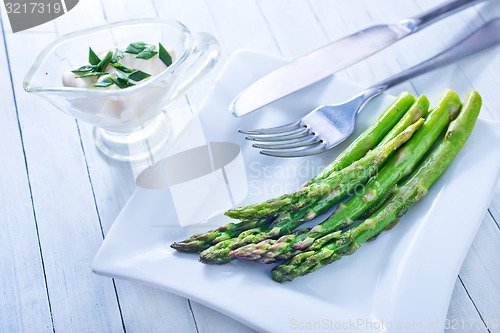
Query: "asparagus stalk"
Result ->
[[378, 94, 429, 146], [199, 118, 424, 264], [172, 93, 417, 253], [170, 218, 271, 253], [271, 89, 482, 282], [229, 89, 462, 263], [357, 184, 398, 220], [305, 92, 416, 185], [225, 97, 427, 221]]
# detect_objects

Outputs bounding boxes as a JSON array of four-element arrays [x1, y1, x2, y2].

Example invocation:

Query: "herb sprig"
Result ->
[[71, 42, 173, 89]]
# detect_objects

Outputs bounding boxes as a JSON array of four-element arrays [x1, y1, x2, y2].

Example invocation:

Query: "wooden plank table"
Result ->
[[1, 0, 499, 332]]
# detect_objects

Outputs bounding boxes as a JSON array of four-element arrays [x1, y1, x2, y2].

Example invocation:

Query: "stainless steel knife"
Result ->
[[230, 0, 487, 116]]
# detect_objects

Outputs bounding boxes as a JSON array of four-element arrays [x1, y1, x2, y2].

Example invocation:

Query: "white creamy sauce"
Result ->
[[62, 51, 171, 89], [61, 48, 176, 129]]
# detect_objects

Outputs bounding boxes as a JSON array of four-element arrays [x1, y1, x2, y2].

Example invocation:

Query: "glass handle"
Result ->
[[168, 32, 221, 103]]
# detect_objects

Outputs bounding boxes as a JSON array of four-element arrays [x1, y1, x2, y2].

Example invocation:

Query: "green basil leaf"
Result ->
[[89, 47, 101, 65], [71, 65, 96, 73], [112, 63, 135, 73], [159, 43, 172, 67], [136, 46, 158, 60], [128, 70, 151, 82], [115, 70, 129, 80], [108, 76, 136, 89], [125, 42, 152, 54], [111, 48, 124, 63], [96, 51, 113, 72], [75, 72, 108, 78], [92, 77, 113, 88]]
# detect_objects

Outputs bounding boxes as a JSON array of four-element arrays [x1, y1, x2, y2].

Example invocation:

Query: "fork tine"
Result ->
[[252, 135, 320, 149], [260, 142, 327, 157], [238, 121, 301, 135], [245, 126, 310, 142]]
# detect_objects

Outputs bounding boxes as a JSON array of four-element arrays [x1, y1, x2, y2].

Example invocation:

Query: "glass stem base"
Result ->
[[93, 113, 171, 162]]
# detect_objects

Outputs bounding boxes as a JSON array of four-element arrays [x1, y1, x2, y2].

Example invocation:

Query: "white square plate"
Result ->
[[93, 51, 500, 333]]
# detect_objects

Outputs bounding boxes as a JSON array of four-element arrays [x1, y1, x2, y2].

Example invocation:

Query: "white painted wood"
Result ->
[[457, 214, 500, 332], [0, 19, 53, 333], [488, 180, 500, 235], [310, 1, 386, 88], [189, 302, 257, 333], [152, 0, 224, 113], [108, 280, 198, 333], [205, 0, 280, 56], [446, 279, 488, 333], [307, 0, 417, 114], [0, 6, 125, 332], [489, 190, 500, 230], [257, 0, 329, 59], [98, 0, 157, 22], [405, 0, 500, 120]]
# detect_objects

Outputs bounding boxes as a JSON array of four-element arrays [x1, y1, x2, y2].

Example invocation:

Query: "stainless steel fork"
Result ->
[[242, 18, 500, 157]]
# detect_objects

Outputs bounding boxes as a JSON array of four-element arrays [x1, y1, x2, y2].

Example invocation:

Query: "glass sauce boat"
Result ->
[[24, 18, 220, 161]]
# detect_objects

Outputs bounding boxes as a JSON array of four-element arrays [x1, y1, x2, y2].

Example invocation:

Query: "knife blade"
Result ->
[[230, 0, 486, 116]]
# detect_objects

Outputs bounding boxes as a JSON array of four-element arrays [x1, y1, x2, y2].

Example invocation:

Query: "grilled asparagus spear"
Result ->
[[200, 117, 424, 264], [229, 89, 461, 263], [272, 89, 481, 282], [172, 93, 417, 253]]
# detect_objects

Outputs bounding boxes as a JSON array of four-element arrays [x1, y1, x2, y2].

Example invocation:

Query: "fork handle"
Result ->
[[363, 18, 500, 102], [406, 0, 488, 32]]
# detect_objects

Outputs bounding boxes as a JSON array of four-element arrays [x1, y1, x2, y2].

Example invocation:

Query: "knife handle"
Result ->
[[359, 18, 500, 106], [404, 0, 488, 32]]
